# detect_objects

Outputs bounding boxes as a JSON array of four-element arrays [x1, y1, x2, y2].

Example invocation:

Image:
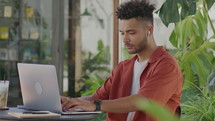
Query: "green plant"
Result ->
[[81, 40, 111, 80], [153, 0, 215, 120], [77, 40, 110, 92], [207, 69, 215, 93], [75, 40, 110, 96], [157, 0, 215, 89], [157, 0, 214, 27], [181, 88, 215, 121], [81, 76, 105, 96], [136, 86, 215, 121], [77, 40, 110, 121]]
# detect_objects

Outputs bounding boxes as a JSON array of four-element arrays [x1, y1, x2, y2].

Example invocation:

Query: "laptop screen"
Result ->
[[17, 63, 62, 113]]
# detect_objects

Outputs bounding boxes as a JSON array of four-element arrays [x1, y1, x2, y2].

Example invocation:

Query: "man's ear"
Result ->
[[148, 25, 153, 36]]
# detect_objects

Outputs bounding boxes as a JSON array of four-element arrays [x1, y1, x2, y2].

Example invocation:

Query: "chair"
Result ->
[[176, 106, 181, 117]]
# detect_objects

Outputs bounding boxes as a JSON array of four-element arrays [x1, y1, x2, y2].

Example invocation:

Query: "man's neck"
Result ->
[[136, 44, 157, 62]]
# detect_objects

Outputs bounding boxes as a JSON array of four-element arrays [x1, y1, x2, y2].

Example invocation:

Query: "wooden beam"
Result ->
[[113, 0, 119, 68], [68, 0, 80, 97]]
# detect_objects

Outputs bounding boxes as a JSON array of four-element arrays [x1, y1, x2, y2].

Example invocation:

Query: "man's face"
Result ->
[[119, 18, 148, 54]]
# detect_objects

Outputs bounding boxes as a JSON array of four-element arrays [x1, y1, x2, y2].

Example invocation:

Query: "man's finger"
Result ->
[[62, 97, 72, 109], [63, 98, 79, 110]]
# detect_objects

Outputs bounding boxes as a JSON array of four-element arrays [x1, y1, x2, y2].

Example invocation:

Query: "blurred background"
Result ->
[[0, 1, 215, 121]]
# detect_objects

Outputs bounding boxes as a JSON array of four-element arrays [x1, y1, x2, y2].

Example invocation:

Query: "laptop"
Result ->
[[17, 63, 101, 115]]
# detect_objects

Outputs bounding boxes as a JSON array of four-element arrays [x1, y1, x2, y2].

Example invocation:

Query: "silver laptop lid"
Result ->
[[17, 63, 62, 113]]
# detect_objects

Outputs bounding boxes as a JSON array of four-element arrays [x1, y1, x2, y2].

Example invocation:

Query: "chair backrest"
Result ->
[[176, 106, 181, 117]]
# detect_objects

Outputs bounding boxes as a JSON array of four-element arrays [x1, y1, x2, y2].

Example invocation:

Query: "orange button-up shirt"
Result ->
[[92, 46, 183, 121]]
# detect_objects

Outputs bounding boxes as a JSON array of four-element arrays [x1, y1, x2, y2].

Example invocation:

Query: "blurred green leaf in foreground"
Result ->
[[136, 98, 186, 121]]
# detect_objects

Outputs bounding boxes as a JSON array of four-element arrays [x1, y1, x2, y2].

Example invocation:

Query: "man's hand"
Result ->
[[61, 96, 96, 112]]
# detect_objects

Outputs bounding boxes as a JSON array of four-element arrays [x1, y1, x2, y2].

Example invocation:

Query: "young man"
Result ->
[[61, 0, 183, 121]]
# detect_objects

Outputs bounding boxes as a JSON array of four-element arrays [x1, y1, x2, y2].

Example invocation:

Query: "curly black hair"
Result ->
[[116, 0, 155, 24]]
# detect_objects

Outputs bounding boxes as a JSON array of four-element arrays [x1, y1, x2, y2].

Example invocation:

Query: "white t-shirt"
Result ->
[[126, 59, 148, 121]]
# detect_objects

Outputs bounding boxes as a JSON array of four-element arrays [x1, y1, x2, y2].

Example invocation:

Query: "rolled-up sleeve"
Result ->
[[138, 61, 179, 104]]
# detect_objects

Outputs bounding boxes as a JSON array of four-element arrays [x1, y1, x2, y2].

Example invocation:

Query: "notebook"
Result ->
[[8, 111, 61, 118], [17, 63, 101, 115]]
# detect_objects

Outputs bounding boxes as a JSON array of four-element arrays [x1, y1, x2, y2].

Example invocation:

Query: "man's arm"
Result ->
[[61, 94, 142, 113], [100, 94, 142, 113]]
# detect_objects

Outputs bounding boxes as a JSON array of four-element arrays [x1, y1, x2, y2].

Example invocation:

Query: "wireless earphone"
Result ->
[[147, 31, 150, 39]]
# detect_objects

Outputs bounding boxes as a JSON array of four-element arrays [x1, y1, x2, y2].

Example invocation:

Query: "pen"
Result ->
[[23, 111, 49, 114]]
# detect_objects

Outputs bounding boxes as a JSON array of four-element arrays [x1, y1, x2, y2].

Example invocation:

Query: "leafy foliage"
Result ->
[[166, 1, 215, 89], [79, 40, 109, 121], [207, 69, 215, 92], [155, 0, 215, 89], [81, 40, 111, 80], [75, 40, 110, 96], [181, 85, 201, 103], [181, 88, 215, 121], [76, 40, 110, 96], [137, 0, 215, 121], [206, 0, 215, 10], [81, 76, 105, 96], [156, 0, 215, 27]]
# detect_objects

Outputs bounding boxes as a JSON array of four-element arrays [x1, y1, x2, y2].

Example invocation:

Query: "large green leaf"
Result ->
[[189, 51, 209, 86], [157, 0, 198, 26], [199, 54, 212, 71], [179, 0, 197, 19], [157, 0, 213, 27], [169, 23, 182, 48], [184, 17, 202, 41], [184, 18, 196, 40], [169, 31, 178, 48], [177, 19, 189, 48], [157, 0, 179, 26], [179, 49, 211, 87], [179, 19, 189, 43], [195, 9, 208, 38], [179, 0, 190, 20], [189, 36, 204, 49], [207, 69, 215, 92], [205, 0, 215, 10], [136, 98, 183, 121], [181, 62, 195, 89], [174, 17, 198, 49]]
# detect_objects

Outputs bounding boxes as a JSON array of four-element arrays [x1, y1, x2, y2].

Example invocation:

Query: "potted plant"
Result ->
[[145, 0, 215, 120]]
